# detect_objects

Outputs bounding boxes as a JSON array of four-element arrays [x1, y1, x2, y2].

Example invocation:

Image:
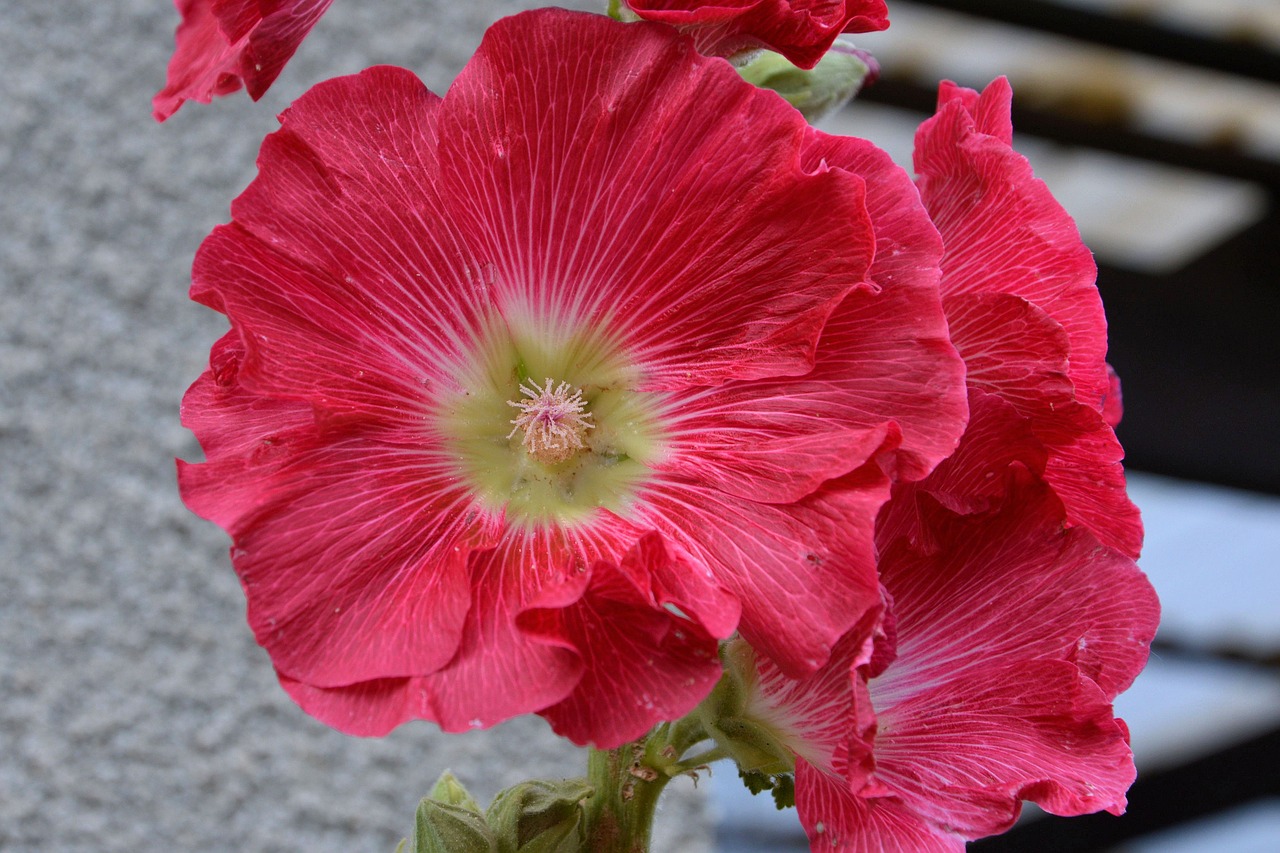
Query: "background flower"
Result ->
[[179, 8, 966, 746], [720, 408, 1159, 849], [153, 0, 335, 120], [911, 77, 1144, 558], [625, 0, 889, 69]]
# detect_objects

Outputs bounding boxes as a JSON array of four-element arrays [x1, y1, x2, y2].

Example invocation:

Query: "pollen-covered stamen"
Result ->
[[507, 378, 595, 465]]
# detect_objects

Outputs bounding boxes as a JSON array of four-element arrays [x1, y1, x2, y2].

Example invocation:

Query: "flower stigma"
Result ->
[[508, 378, 595, 465]]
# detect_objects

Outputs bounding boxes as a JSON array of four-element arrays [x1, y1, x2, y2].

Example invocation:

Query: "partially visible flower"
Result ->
[[179, 9, 966, 746], [625, 0, 889, 69], [913, 77, 1143, 557], [153, 0, 334, 121], [711, 401, 1159, 849]]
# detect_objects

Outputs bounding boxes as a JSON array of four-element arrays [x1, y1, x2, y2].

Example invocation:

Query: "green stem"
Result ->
[[669, 745, 731, 776], [580, 742, 668, 853]]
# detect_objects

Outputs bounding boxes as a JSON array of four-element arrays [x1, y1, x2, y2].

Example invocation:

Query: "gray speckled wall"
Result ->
[[0, 2, 710, 849]]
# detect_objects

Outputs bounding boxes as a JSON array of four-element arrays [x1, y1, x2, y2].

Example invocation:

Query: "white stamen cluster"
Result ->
[[507, 378, 595, 465]]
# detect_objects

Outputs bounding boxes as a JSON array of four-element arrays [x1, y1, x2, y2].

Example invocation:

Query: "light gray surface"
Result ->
[[0, 2, 709, 850]]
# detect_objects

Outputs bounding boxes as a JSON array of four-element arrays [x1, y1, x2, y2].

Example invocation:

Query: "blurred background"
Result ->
[[2, 1, 1276, 851]]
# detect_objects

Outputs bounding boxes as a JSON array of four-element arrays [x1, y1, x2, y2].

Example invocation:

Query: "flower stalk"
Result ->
[[579, 715, 715, 852]]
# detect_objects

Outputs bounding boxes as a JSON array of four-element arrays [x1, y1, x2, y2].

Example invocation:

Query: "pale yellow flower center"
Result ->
[[434, 315, 668, 529]]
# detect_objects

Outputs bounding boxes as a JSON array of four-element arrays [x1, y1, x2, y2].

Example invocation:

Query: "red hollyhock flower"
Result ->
[[625, 0, 889, 69], [179, 9, 966, 746], [153, 0, 334, 121], [715, 401, 1159, 849], [914, 77, 1143, 557]]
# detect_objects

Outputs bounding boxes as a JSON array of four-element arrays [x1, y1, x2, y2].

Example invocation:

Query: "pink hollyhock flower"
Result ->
[[625, 0, 889, 69], [179, 9, 967, 746], [913, 77, 1143, 558], [710, 400, 1159, 849], [153, 0, 334, 121]]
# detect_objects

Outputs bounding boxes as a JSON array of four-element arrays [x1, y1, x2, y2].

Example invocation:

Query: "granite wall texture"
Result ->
[[0, 2, 710, 849]]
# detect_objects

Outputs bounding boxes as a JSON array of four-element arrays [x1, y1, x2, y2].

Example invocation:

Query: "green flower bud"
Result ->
[[485, 778, 594, 853], [429, 769, 484, 813], [399, 798, 497, 853]]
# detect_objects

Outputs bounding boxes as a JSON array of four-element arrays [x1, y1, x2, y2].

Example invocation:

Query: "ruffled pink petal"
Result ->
[[656, 131, 967, 502], [875, 475, 1158, 709], [200, 66, 491, 413], [626, 0, 889, 68], [915, 77, 1111, 414], [795, 760, 965, 852], [876, 390, 1049, 553], [438, 10, 876, 388], [871, 660, 1137, 837], [945, 292, 1142, 557], [528, 534, 724, 747], [642, 462, 890, 676], [799, 129, 968, 482], [179, 340, 488, 689], [153, 0, 333, 121], [279, 534, 593, 736], [666, 409, 896, 505]]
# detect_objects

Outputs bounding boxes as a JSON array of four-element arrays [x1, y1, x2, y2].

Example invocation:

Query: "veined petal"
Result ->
[[279, 532, 593, 735], [203, 66, 491, 411], [945, 292, 1143, 557], [874, 475, 1158, 708], [180, 339, 487, 687], [796, 760, 966, 852], [438, 11, 877, 388], [642, 462, 889, 676], [872, 660, 1137, 837], [646, 130, 967, 502], [527, 533, 724, 748], [916, 77, 1111, 413]]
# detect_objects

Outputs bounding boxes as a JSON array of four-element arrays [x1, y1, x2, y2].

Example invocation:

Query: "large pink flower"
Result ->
[[914, 77, 1143, 557], [625, 0, 889, 69], [179, 9, 966, 746], [717, 401, 1159, 849], [153, 0, 334, 121]]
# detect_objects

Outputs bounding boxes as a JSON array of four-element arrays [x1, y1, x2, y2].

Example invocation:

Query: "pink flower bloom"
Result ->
[[719, 401, 1159, 849], [179, 9, 966, 746], [914, 77, 1143, 557], [625, 0, 889, 69], [153, 0, 334, 121]]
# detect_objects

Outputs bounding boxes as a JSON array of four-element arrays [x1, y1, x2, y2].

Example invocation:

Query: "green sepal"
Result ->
[[710, 715, 795, 775], [429, 769, 484, 814], [736, 769, 796, 811], [738, 40, 875, 123], [485, 778, 594, 853], [400, 796, 498, 853], [770, 773, 796, 811], [739, 769, 774, 796], [698, 642, 796, 776]]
